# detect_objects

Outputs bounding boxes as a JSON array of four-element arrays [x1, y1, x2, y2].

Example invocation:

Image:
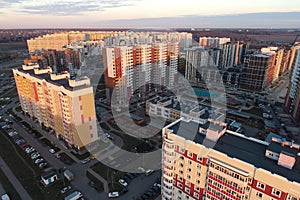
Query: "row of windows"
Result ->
[[209, 162, 248, 182], [208, 171, 245, 192], [256, 182, 282, 198]]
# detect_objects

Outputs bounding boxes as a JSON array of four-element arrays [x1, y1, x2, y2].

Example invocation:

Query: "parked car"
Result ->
[[145, 169, 154, 176], [39, 162, 48, 169], [81, 158, 91, 164], [118, 179, 128, 187], [31, 152, 40, 160], [49, 149, 55, 154], [55, 153, 61, 159], [60, 186, 72, 194], [35, 158, 44, 164], [25, 147, 35, 154], [108, 192, 119, 198]]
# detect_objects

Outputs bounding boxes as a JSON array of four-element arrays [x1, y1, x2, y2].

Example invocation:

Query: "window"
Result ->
[[178, 176, 183, 182], [287, 194, 297, 200], [256, 182, 265, 190], [197, 164, 201, 170], [180, 148, 185, 154], [194, 193, 199, 198], [185, 188, 190, 194], [197, 156, 203, 162], [195, 186, 200, 192], [186, 181, 191, 187], [188, 151, 193, 158], [256, 192, 263, 199], [187, 168, 192, 172], [271, 189, 281, 197], [177, 183, 183, 189]]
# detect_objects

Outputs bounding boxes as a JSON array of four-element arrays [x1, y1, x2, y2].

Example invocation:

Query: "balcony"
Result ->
[[162, 190, 173, 199], [163, 179, 173, 188], [163, 173, 173, 180]]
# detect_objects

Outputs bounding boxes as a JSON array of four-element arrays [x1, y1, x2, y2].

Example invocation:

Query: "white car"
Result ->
[[49, 149, 55, 154], [60, 186, 72, 194], [81, 158, 91, 164], [118, 179, 128, 187], [31, 153, 40, 160], [35, 158, 44, 164], [145, 169, 154, 176], [154, 183, 161, 188], [108, 192, 119, 198]]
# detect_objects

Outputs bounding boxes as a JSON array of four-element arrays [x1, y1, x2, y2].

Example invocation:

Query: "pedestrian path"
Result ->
[[0, 157, 32, 200]]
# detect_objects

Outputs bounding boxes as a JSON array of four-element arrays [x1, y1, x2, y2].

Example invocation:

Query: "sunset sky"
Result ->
[[0, 0, 300, 28]]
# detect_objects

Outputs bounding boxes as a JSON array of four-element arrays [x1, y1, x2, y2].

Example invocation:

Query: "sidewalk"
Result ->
[[12, 107, 80, 163], [0, 157, 32, 200]]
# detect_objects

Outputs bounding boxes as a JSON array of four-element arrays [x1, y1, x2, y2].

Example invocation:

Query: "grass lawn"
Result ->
[[91, 162, 125, 192], [15, 106, 22, 113], [0, 129, 63, 200], [99, 122, 110, 131], [86, 170, 104, 191], [31, 129, 43, 138], [59, 153, 75, 165], [0, 168, 22, 200], [40, 138, 56, 149], [71, 151, 90, 160], [107, 120, 122, 131]]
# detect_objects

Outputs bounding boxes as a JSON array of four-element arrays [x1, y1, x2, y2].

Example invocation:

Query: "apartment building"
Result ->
[[13, 63, 98, 149], [103, 42, 179, 106], [27, 31, 111, 53], [161, 118, 300, 200], [185, 47, 221, 84], [199, 37, 231, 49], [286, 48, 300, 124], [240, 53, 276, 91]]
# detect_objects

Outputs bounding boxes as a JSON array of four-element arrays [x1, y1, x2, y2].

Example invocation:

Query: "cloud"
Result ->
[[1, 0, 136, 15], [99, 12, 300, 28]]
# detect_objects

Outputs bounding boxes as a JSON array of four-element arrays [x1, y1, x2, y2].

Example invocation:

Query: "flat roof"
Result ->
[[16, 68, 90, 91], [166, 120, 300, 183]]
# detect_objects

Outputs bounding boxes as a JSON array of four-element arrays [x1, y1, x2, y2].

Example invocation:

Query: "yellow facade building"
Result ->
[[13, 63, 98, 149]]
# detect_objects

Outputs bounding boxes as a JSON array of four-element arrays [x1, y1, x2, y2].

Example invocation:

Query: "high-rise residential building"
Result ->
[[161, 118, 300, 200], [27, 31, 111, 53], [261, 47, 286, 81], [234, 42, 249, 66], [199, 37, 231, 49], [286, 49, 300, 124], [103, 42, 179, 106], [185, 47, 221, 84], [218, 41, 249, 69], [240, 53, 276, 91], [219, 42, 237, 69], [13, 63, 98, 149]]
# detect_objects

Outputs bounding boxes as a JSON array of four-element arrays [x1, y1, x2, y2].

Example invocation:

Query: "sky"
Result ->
[[0, 0, 300, 28]]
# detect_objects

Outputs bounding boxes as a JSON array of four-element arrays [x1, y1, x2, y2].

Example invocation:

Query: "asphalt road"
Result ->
[[2, 99, 162, 199]]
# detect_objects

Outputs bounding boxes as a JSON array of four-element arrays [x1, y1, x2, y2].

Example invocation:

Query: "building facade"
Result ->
[[240, 54, 276, 91], [161, 118, 300, 200], [103, 42, 179, 106], [13, 63, 98, 149], [199, 37, 231, 49], [286, 48, 300, 124]]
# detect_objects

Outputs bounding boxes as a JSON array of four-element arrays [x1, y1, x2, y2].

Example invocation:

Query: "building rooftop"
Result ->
[[165, 120, 300, 183], [16, 66, 91, 91]]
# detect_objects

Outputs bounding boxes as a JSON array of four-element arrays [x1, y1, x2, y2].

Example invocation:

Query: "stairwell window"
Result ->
[[256, 182, 265, 190]]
